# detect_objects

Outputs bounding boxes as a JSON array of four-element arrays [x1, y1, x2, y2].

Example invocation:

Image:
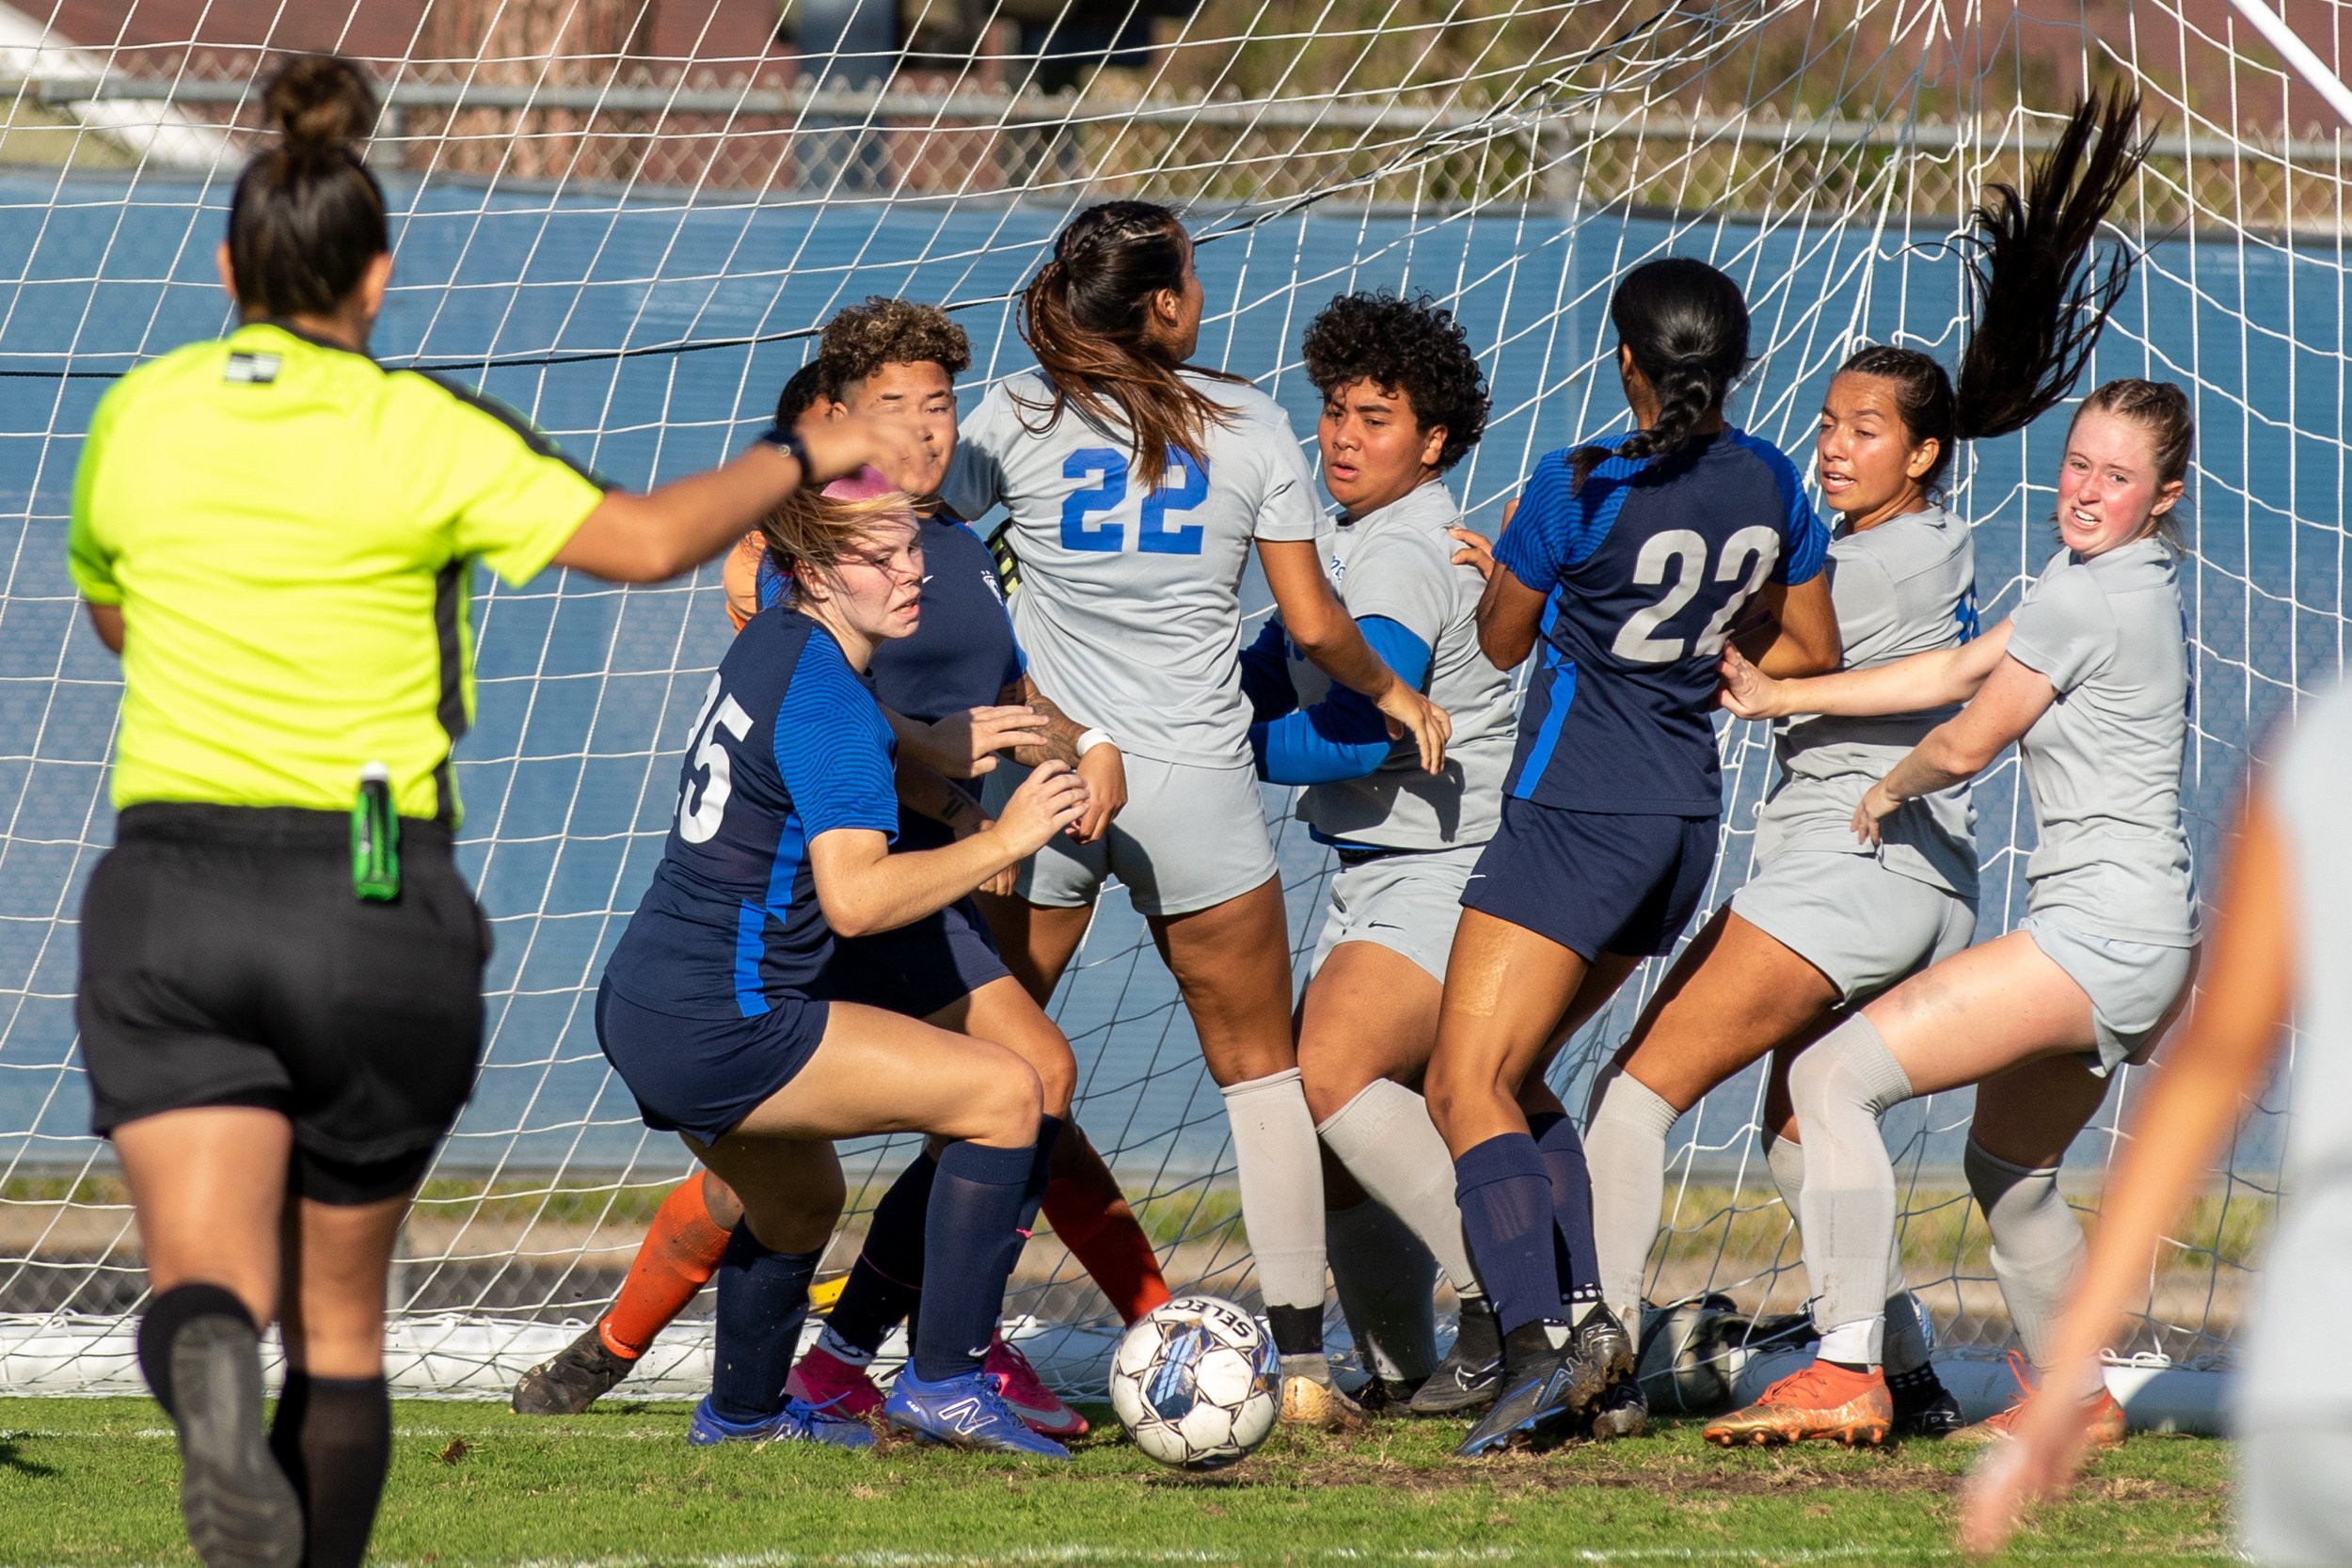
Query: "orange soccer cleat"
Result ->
[[1703, 1358, 1893, 1449], [1952, 1352, 2128, 1451]]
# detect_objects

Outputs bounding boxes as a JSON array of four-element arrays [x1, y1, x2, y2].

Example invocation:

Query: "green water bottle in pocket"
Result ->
[[352, 761, 401, 902]]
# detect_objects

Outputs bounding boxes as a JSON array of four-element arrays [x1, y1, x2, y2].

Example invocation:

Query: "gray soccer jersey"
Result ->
[[2241, 682, 2352, 1430], [1276, 480, 1518, 851], [1756, 502, 1978, 896], [2004, 537, 2198, 946], [944, 370, 1324, 769]]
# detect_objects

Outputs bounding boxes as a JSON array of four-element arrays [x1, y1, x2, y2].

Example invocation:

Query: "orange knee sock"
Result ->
[[1040, 1128, 1171, 1324], [598, 1177, 733, 1360]]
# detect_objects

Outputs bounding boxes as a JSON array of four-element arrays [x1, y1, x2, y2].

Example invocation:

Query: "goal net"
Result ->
[[0, 0, 2326, 1405]]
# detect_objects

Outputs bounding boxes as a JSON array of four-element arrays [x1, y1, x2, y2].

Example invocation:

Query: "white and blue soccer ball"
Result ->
[[1106, 1293, 1279, 1470]]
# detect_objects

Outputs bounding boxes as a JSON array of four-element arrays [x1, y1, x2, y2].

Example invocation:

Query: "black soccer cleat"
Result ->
[[1454, 1319, 1609, 1457], [167, 1313, 303, 1568], [1410, 1295, 1503, 1417], [512, 1323, 638, 1416], [1352, 1373, 1425, 1416], [1584, 1373, 1648, 1441], [1887, 1362, 1965, 1439]]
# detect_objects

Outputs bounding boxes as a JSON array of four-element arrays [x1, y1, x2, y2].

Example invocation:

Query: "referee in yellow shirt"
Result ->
[[67, 56, 914, 1568]]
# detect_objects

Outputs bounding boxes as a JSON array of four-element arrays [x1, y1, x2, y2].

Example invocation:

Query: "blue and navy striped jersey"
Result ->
[[1494, 429, 1830, 816], [754, 514, 1025, 850], [603, 612, 899, 1019]]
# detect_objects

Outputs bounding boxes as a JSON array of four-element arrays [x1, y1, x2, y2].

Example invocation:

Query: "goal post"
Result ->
[[0, 1, 2325, 1408]]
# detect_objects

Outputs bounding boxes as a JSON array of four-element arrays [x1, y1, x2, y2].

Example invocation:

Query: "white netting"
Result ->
[[0, 0, 2328, 1395]]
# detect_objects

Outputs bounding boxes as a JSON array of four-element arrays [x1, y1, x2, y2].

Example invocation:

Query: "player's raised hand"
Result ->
[[1449, 524, 1497, 580], [1717, 645, 1784, 721], [798, 411, 924, 487], [914, 705, 1053, 778], [1378, 683, 1452, 773], [993, 760, 1090, 857]]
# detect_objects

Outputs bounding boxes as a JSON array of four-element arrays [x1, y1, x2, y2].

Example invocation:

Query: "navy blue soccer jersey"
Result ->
[[755, 514, 1025, 850], [1494, 429, 1830, 816], [604, 612, 899, 1020]]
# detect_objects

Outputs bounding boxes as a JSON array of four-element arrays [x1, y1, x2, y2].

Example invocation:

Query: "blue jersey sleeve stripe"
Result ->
[[773, 630, 901, 843], [1492, 451, 1575, 590]]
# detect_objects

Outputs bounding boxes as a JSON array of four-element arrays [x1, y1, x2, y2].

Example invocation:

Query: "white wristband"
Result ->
[[1074, 728, 1114, 758]]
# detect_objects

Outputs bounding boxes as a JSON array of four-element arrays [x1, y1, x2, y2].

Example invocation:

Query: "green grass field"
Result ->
[[0, 1396, 2235, 1567]]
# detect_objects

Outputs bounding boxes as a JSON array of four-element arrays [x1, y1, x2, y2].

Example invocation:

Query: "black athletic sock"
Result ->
[[135, 1282, 255, 1420], [822, 1149, 939, 1357], [1450, 1293, 1502, 1367], [1528, 1112, 1604, 1320], [1265, 1304, 1325, 1358], [912, 1138, 1034, 1382], [1452, 1133, 1560, 1338], [708, 1226, 819, 1423], [269, 1371, 390, 1568], [1501, 1317, 1570, 1374]]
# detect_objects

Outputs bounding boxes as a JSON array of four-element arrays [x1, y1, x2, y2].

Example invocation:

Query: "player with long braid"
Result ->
[[516, 304, 1168, 1429], [1427, 258, 1841, 1457], [1710, 377, 2197, 1449], [945, 201, 1450, 1419], [1581, 92, 2150, 1445]]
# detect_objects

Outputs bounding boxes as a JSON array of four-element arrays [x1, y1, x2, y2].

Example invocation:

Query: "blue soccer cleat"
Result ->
[[884, 1366, 1073, 1459], [687, 1394, 876, 1450]]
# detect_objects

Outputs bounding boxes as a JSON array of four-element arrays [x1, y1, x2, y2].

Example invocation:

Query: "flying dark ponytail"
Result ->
[[1016, 200, 1244, 483], [1571, 257, 1750, 491], [1838, 90, 2151, 491], [228, 55, 388, 318]]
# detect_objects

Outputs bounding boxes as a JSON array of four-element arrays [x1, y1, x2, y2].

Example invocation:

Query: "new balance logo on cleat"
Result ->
[[939, 1398, 992, 1437]]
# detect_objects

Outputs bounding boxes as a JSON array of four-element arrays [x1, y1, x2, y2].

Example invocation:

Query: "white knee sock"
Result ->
[[1964, 1138, 2085, 1370], [1315, 1079, 1481, 1296], [1584, 1067, 1680, 1331], [1221, 1069, 1327, 1314], [1327, 1198, 1439, 1384], [1786, 1017, 1914, 1365], [1766, 1130, 1931, 1375]]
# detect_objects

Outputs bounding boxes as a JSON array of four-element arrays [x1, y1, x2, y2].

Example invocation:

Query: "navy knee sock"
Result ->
[[820, 1148, 939, 1359], [1452, 1133, 1562, 1338], [708, 1225, 820, 1423], [911, 1138, 1036, 1383], [1528, 1111, 1604, 1320]]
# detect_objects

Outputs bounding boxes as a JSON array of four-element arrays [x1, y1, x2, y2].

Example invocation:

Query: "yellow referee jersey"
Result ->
[[67, 321, 607, 824]]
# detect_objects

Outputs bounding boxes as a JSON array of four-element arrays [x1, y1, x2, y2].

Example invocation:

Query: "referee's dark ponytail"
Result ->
[[1572, 258, 1749, 491], [228, 55, 389, 318], [1837, 90, 2150, 494]]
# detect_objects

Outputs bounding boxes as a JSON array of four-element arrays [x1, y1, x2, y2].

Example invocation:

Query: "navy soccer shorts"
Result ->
[[823, 895, 1011, 1020], [1460, 799, 1717, 961]]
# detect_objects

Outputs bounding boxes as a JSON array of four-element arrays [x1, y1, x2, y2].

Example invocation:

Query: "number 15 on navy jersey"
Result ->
[[1492, 432, 1829, 816]]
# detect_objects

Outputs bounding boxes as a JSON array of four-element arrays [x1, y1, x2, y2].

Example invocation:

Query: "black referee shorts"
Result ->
[[77, 803, 489, 1206]]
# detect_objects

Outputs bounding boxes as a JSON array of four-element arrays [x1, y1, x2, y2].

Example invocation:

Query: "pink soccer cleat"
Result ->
[[985, 1332, 1089, 1439], [784, 1342, 883, 1422]]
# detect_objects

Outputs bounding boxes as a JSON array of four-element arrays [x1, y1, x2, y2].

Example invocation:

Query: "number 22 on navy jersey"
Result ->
[[1491, 431, 1830, 816]]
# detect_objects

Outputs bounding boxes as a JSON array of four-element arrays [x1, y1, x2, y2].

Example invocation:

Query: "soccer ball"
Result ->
[[1106, 1293, 1279, 1470]]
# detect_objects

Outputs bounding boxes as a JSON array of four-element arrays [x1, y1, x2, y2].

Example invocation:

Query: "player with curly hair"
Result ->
[[1228, 292, 1511, 1426]]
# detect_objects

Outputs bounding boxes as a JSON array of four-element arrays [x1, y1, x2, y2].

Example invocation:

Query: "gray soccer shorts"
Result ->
[[986, 754, 1279, 918], [1308, 842, 1482, 986], [2018, 912, 2196, 1074], [1729, 849, 1977, 1005]]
